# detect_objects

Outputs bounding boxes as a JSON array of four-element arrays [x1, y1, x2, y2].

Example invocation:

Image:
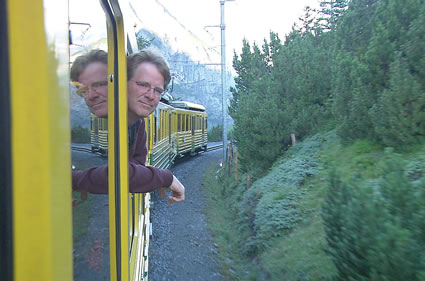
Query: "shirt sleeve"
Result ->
[[72, 119, 174, 194], [72, 162, 174, 194], [127, 119, 174, 192]]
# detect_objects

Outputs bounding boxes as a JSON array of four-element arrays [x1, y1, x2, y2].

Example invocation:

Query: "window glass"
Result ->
[[69, 1, 110, 279]]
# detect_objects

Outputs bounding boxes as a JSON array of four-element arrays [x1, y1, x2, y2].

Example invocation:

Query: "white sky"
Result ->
[[129, 0, 322, 69], [69, 0, 322, 71]]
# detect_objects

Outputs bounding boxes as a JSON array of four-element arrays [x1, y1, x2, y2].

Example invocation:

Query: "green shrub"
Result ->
[[322, 150, 425, 280], [239, 133, 328, 254], [208, 124, 223, 142], [71, 126, 90, 143], [370, 54, 425, 147]]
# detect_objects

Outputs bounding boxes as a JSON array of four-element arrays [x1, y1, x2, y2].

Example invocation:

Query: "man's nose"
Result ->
[[85, 88, 99, 100], [144, 88, 156, 99]]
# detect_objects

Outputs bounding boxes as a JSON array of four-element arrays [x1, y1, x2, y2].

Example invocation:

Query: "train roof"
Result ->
[[170, 101, 206, 112]]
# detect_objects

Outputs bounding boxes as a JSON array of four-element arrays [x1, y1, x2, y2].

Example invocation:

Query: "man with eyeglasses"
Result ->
[[71, 49, 185, 204], [71, 49, 108, 118]]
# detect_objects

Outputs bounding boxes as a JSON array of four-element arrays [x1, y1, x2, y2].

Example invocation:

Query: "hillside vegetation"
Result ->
[[204, 131, 425, 280], [204, 0, 425, 280]]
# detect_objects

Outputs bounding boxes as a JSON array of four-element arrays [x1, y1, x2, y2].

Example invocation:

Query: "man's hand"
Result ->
[[160, 175, 185, 204]]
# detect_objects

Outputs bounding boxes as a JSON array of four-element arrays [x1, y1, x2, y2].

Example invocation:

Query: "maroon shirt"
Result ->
[[72, 119, 173, 194]]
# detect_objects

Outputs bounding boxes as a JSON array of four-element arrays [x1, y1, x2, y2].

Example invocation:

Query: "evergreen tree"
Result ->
[[334, 0, 380, 55], [332, 0, 425, 144], [274, 31, 333, 138], [331, 0, 381, 142], [230, 39, 287, 175], [318, 0, 349, 31], [323, 152, 425, 280], [137, 35, 153, 50], [371, 54, 425, 146], [405, 4, 425, 88]]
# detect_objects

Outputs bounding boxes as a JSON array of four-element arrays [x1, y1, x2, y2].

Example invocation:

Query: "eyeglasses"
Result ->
[[133, 81, 165, 98], [72, 81, 108, 97]]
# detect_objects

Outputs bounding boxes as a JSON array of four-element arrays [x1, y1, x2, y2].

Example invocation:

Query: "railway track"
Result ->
[[206, 144, 223, 151], [72, 143, 224, 154], [71, 146, 92, 153], [71, 145, 105, 156]]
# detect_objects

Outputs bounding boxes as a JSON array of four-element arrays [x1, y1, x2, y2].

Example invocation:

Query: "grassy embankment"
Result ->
[[203, 130, 425, 280]]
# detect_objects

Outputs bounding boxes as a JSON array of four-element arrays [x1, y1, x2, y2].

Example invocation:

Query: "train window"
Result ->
[[158, 109, 162, 140], [173, 113, 176, 133], [158, 110, 161, 141], [69, 0, 111, 280], [164, 111, 167, 137], [162, 111, 164, 139], [162, 111, 165, 140], [173, 113, 175, 133], [163, 110, 165, 140], [154, 115, 157, 144], [183, 114, 186, 131], [177, 114, 181, 131]]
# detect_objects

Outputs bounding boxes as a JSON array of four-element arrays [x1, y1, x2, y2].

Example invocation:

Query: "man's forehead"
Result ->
[[79, 63, 108, 82], [134, 62, 163, 79]]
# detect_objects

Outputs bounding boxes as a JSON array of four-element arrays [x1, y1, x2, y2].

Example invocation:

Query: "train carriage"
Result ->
[[171, 101, 208, 157], [147, 102, 177, 168], [90, 113, 100, 152], [98, 117, 109, 154]]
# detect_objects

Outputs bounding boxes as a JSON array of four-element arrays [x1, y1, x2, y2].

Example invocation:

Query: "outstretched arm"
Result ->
[[72, 162, 174, 194], [160, 175, 185, 204]]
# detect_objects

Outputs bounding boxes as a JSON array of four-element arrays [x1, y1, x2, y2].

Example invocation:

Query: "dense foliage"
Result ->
[[71, 125, 90, 143], [229, 0, 425, 176], [208, 124, 223, 142], [323, 150, 425, 280], [219, 0, 425, 279], [204, 131, 338, 280], [137, 35, 153, 50]]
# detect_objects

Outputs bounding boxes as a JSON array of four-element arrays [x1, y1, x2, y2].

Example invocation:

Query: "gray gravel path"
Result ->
[[148, 149, 225, 281]]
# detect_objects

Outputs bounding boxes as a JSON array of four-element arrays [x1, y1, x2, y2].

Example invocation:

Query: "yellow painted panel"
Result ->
[[8, 0, 72, 280]]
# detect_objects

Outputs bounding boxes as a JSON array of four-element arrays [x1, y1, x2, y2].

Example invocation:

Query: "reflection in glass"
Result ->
[[69, 0, 109, 280]]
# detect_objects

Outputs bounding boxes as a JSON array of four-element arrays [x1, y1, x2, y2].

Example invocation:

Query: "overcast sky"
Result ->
[[129, 0, 322, 69], [69, 0, 322, 71]]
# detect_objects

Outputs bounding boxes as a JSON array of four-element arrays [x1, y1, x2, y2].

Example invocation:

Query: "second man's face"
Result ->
[[78, 62, 109, 118], [127, 62, 164, 124]]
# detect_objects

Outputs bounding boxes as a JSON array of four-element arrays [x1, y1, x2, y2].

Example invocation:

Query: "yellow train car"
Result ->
[[89, 114, 108, 154], [98, 117, 109, 154], [146, 102, 177, 168], [90, 113, 100, 151], [171, 101, 208, 157]]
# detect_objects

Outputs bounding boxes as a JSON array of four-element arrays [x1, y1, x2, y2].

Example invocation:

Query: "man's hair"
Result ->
[[70, 49, 108, 82], [127, 50, 171, 89]]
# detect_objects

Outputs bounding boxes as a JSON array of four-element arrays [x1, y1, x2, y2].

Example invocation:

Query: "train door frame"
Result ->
[[1, 0, 13, 278], [101, 1, 130, 280]]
